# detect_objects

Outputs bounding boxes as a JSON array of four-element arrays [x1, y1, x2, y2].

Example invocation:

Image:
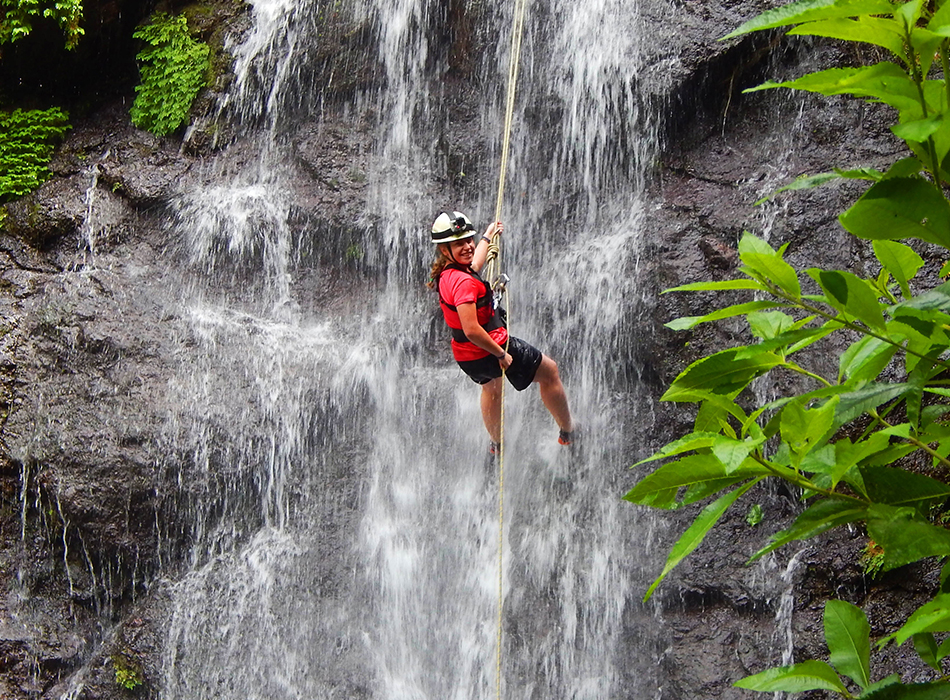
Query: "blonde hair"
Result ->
[[426, 244, 451, 289]]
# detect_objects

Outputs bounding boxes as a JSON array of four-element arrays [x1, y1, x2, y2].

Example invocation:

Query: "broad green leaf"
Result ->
[[624, 454, 769, 508], [722, 0, 898, 40], [748, 311, 794, 340], [930, 0, 950, 32], [903, 115, 950, 175], [782, 396, 839, 458], [788, 17, 905, 57], [859, 681, 950, 699], [891, 281, 950, 315], [733, 660, 849, 694], [882, 156, 926, 179], [833, 433, 892, 489], [808, 268, 887, 331], [913, 632, 942, 673], [840, 177, 950, 248], [750, 498, 869, 561], [857, 674, 901, 696], [662, 348, 784, 402], [867, 504, 950, 570], [712, 435, 765, 474], [834, 382, 911, 427], [663, 279, 767, 293], [861, 466, 950, 506], [644, 478, 763, 601], [746, 63, 921, 114], [839, 335, 899, 383], [741, 251, 802, 298], [895, 0, 924, 29], [892, 115, 944, 145], [881, 594, 950, 646], [825, 600, 871, 689], [665, 301, 788, 331], [874, 239, 924, 299]]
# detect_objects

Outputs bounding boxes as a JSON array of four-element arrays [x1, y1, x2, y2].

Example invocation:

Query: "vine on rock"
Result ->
[[627, 0, 950, 696], [130, 12, 210, 137]]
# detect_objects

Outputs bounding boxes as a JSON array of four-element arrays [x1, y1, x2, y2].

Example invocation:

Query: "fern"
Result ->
[[0, 108, 70, 201], [0, 0, 85, 48], [130, 13, 210, 136]]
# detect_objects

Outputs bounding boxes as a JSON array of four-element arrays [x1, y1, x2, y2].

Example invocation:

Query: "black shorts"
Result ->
[[457, 336, 543, 391]]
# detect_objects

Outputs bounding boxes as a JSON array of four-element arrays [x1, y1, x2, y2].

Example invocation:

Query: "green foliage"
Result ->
[[861, 540, 887, 578], [0, 0, 84, 48], [0, 107, 70, 201], [130, 13, 210, 136], [628, 0, 950, 695], [112, 654, 144, 691]]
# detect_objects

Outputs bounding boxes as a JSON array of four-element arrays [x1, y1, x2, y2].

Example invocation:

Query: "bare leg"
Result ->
[[480, 377, 503, 444], [533, 354, 573, 433]]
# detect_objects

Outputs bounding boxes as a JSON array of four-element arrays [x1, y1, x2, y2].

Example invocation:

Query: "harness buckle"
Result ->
[[493, 273, 510, 297]]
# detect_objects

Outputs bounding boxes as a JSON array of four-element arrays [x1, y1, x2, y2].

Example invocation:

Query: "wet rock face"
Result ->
[[0, 0, 937, 698]]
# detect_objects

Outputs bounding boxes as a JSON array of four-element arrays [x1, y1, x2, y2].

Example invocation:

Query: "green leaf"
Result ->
[[788, 17, 905, 57], [862, 467, 950, 506], [663, 279, 767, 293], [748, 311, 794, 340], [834, 382, 911, 427], [631, 432, 721, 466], [624, 454, 769, 508], [859, 681, 950, 699], [739, 233, 802, 297], [661, 348, 784, 402], [750, 499, 869, 561], [733, 660, 849, 694], [891, 281, 950, 315], [867, 504, 950, 570], [808, 268, 887, 331], [644, 478, 763, 601], [913, 632, 942, 673], [754, 170, 858, 205], [665, 301, 788, 331], [722, 0, 899, 40], [840, 177, 950, 249], [745, 63, 921, 114], [839, 335, 899, 382], [882, 594, 950, 646], [825, 600, 872, 689], [782, 396, 839, 459], [874, 239, 925, 299], [712, 435, 765, 474]]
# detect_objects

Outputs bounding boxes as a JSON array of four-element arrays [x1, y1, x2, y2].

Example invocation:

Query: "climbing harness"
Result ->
[[488, 0, 529, 697]]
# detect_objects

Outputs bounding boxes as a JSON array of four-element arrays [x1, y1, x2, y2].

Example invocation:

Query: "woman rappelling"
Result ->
[[427, 210, 574, 457]]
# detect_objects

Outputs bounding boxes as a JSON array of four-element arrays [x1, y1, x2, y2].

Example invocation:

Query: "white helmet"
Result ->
[[431, 211, 476, 244]]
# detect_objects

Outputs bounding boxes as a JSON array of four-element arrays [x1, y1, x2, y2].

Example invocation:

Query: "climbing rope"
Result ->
[[489, 0, 529, 697]]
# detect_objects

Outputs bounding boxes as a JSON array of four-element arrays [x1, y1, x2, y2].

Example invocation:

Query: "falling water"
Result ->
[[157, 0, 667, 697]]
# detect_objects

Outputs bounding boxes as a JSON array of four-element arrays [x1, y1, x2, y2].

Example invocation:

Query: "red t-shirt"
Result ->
[[439, 267, 508, 362]]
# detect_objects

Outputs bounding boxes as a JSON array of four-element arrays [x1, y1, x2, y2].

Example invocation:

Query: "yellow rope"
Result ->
[[492, 1, 528, 698]]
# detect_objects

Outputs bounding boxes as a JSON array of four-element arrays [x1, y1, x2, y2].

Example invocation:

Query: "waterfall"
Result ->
[[156, 0, 666, 697]]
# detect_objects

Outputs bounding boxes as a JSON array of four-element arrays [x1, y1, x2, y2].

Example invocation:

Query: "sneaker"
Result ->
[[489, 441, 500, 456], [558, 429, 573, 446]]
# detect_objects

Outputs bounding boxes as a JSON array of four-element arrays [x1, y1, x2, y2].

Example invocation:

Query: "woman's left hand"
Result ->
[[485, 221, 504, 238]]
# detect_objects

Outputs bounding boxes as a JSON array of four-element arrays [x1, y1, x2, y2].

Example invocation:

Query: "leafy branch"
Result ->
[[629, 0, 950, 696]]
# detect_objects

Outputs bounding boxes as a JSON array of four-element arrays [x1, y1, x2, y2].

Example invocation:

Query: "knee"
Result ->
[[536, 355, 561, 385]]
